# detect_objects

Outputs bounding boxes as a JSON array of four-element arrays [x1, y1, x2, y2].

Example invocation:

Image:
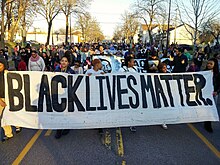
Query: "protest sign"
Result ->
[[1, 71, 219, 129], [92, 55, 171, 73]]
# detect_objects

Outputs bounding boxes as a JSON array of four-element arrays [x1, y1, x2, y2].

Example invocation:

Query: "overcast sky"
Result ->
[[32, 0, 211, 38], [31, 0, 134, 38], [89, 0, 133, 38]]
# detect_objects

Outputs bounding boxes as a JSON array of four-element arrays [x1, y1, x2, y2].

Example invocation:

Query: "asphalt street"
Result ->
[[1, 62, 220, 165], [0, 103, 220, 165]]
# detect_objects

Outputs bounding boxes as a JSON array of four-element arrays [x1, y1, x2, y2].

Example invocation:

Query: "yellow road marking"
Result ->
[[116, 128, 124, 157], [122, 160, 126, 165], [104, 129, 111, 150], [44, 129, 52, 136], [188, 124, 220, 158], [12, 130, 43, 165]]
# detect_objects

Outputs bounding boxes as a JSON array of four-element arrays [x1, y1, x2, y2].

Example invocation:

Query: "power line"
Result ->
[[33, 18, 122, 25], [94, 22, 123, 25], [91, 12, 122, 16]]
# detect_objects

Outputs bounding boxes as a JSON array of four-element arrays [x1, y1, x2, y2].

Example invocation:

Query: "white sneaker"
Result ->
[[162, 124, 168, 130], [130, 126, 136, 132]]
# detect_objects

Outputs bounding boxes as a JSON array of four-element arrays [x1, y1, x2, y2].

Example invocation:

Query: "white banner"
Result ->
[[92, 54, 123, 73], [92, 55, 172, 73], [1, 71, 219, 129]]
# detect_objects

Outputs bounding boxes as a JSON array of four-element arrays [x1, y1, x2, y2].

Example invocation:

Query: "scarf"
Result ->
[[30, 54, 40, 62]]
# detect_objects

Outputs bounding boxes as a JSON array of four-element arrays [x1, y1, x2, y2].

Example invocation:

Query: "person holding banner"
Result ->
[[86, 59, 105, 134], [54, 56, 75, 139], [85, 59, 104, 75], [204, 58, 220, 133], [71, 60, 84, 74], [158, 63, 169, 130], [207, 58, 220, 102], [119, 55, 137, 132], [215, 53, 220, 72], [0, 58, 14, 141], [119, 55, 137, 73]]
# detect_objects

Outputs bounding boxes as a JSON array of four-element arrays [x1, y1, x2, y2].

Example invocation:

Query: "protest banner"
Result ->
[[92, 54, 123, 73], [92, 54, 171, 73], [1, 71, 219, 129], [92, 54, 145, 73]]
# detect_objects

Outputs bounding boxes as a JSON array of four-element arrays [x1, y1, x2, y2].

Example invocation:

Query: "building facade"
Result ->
[[138, 24, 195, 46], [25, 31, 82, 45]]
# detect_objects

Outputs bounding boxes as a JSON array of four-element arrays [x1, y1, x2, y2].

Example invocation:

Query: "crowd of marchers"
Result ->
[[0, 41, 220, 141]]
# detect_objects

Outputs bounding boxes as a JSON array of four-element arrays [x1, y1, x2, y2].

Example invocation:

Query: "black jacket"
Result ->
[[0, 57, 7, 98], [171, 54, 188, 73], [213, 73, 220, 93], [144, 56, 161, 73]]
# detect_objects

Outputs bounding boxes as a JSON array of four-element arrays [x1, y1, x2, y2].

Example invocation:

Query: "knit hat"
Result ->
[[92, 59, 101, 66], [0, 57, 8, 70]]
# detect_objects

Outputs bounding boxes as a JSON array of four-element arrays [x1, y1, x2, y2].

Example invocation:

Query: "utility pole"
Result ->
[[52, 25, 54, 45], [34, 27, 40, 42], [166, 0, 171, 55], [0, 0, 6, 49], [70, 12, 72, 44], [174, 8, 177, 44], [34, 28, 37, 41], [22, 14, 27, 47]]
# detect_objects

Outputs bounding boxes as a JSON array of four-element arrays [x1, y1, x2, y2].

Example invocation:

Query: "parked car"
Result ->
[[26, 40, 40, 45], [22, 40, 40, 47], [178, 44, 193, 51]]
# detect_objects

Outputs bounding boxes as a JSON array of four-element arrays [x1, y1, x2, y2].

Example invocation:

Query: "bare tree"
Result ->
[[60, 0, 77, 45], [56, 28, 67, 35], [0, 0, 37, 47], [198, 31, 214, 44], [133, 0, 166, 45], [75, 13, 104, 42], [21, 1, 38, 43], [60, 0, 91, 44], [203, 19, 220, 45], [177, 0, 220, 50], [121, 11, 139, 44], [0, 0, 7, 48], [86, 18, 104, 42], [155, 7, 168, 45], [75, 13, 90, 42], [112, 12, 139, 44], [36, 0, 60, 45], [112, 25, 123, 42], [0, 0, 16, 47], [5, 0, 26, 42]]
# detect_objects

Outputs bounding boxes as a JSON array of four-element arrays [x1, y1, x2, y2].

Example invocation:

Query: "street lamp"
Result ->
[[34, 27, 40, 41], [166, 0, 171, 56], [22, 28, 27, 47], [55, 32, 59, 41], [70, 12, 72, 44], [69, 4, 78, 44]]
